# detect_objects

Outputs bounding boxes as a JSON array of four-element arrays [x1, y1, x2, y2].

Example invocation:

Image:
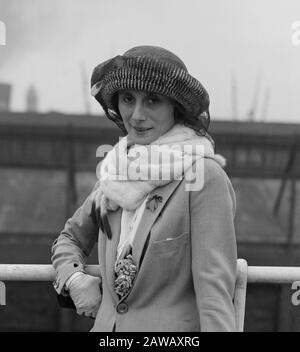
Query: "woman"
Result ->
[[51, 45, 237, 332]]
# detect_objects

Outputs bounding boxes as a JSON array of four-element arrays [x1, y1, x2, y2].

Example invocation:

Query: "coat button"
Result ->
[[116, 302, 128, 314]]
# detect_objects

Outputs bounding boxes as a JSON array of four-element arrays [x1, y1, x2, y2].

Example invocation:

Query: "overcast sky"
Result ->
[[0, 0, 300, 123]]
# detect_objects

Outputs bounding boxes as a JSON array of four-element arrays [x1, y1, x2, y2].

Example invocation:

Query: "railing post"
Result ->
[[235, 259, 248, 332]]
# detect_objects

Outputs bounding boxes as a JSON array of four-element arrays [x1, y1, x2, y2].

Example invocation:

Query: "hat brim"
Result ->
[[92, 56, 209, 119]]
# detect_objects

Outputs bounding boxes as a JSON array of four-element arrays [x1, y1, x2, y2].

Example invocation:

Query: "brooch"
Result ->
[[146, 194, 163, 212]]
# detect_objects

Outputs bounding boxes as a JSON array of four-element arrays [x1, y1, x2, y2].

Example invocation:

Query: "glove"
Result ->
[[67, 272, 102, 318]]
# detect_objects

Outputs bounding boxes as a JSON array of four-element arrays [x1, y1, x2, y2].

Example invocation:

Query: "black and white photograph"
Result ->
[[1, 0, 300, 334]]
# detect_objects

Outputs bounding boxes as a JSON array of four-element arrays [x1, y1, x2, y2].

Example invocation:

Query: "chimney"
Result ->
[[26, 84, 39, 112], [0, 83, 11, 111]]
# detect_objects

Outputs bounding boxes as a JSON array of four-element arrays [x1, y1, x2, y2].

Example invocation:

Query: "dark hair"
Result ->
[[173, 102, 215, 150]]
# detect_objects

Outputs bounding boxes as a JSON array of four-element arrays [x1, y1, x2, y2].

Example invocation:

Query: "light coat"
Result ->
[[51, 158, 237, 332]]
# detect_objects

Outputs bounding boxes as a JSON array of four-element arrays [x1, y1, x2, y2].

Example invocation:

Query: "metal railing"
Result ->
[[1, 259, 300, 332]]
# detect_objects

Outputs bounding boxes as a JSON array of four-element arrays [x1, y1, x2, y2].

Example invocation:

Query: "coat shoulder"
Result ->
[[203, 158, 229, 184], [185, 157, 231, 192], [184, 157, 236, 215], [201, 158, 236, 215]]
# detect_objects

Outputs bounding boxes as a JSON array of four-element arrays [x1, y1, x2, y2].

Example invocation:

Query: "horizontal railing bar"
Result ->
[[0, 265, 101, 281], [1, 264, 300, 284], [247, 266, 300, 284]]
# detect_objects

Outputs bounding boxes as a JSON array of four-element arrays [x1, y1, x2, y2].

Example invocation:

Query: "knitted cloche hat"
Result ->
[[91, 45, 210, 134]]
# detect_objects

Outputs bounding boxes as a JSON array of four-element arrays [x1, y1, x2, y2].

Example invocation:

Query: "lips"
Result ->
[[132, 126, 152, 132]]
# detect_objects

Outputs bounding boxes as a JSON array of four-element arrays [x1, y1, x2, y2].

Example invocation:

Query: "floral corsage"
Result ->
[[146, 194, 163, 212], [114, 254, 137, 298]]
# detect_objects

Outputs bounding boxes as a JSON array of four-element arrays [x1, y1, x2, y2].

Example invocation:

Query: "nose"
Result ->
[[131, 101, 146, 123]]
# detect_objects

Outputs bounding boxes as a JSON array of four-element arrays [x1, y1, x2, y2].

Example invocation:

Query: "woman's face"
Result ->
[[118, 90, 176, 145]]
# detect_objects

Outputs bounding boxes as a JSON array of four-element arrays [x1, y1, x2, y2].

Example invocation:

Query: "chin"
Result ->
[[132, 137, 152, 145], [129, 132, 156, 145]]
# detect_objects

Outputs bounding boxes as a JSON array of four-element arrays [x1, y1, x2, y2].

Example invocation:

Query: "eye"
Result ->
[[120, 93, 134, 104], [147, 95, 160, 104]]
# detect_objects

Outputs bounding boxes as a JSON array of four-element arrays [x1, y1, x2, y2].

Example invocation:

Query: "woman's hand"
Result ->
[[67, 272, 102, 318]]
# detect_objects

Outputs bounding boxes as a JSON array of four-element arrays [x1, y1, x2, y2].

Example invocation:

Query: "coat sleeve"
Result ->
[[190, 158, 237, 332], [51, 181, 101, 295]]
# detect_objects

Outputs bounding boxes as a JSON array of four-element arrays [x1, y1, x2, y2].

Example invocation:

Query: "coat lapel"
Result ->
[[105, 207, 122, 302], [105, 179, 183, 303], [132, 179, 183, 271]]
